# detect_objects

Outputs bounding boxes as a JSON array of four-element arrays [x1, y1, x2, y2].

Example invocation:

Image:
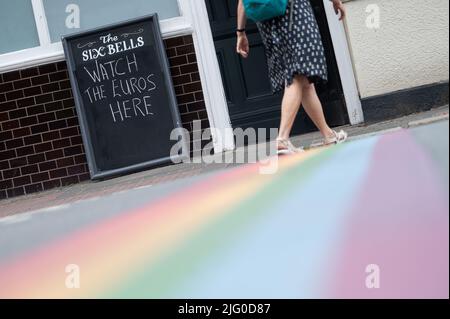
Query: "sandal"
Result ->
[[324, 130, 348, 145], [276, 138, 304, 155], [310, 130, 348, 148]]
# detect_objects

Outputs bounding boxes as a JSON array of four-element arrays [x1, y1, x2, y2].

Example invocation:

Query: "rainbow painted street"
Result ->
[[0, 122, 448, 299]]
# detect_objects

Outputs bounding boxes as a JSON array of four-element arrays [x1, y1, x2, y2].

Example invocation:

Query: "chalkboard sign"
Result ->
[[62, 14, 186, 180]]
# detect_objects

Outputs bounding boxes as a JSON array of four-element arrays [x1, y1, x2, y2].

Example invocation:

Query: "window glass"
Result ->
[[43, 0, 180, 43], [0, 0, 40, 55]]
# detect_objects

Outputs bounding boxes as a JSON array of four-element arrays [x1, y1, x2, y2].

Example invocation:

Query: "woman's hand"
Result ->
[[236, 33, 250, 58], [332, 0, 346, 21]]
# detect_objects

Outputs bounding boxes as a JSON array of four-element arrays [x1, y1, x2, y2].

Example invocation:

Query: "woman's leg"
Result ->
[[301, 81, 335, 138], [278, 75, 304, 141]]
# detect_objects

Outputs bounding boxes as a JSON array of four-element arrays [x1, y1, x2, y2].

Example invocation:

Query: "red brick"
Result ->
[[62, 98, 75, 108], [187, 101, 207, 112], [67, 164, 87, 175], [38, 112, 56, 123], [2, 71, 21, 82], [20, 67, 39, 78], [35, 93, 53, 104], [21, 164, 39, 175], [183, 82, 202, 93], [13, 78, 32, 90], [176, 44, 195, 56], [7, 187, 25, 197], [0, 160, 10, 170], [19, 115, 38, 126], [74, 154, 87, 164], [56, 62, 67, 71], [60, 127, 78, 138], [16, 145, 34, 157], [49, 119, 68, 130], [27, 153, 45, 165], [27, 105, 45, 116], [39, 160, 57, 171], [49, 71, 68, 82], [13, 176, 31, 188], [0, 131, 13, 142], [177, 93, 196, 104], [3, 168, 20, 179], [34, 142, 53, 153], [57, 157, 74, 168], [9, 108, 27, 120], [53, 138, 71, 149], [42, 131, 60, 141], [23, 86, 42, 97], [25, 183, 43, 194], [187, 54, 197, 63], [180, 63, 198, 74], [2, 119, 19, 130], [42, 83, 60, 94], [56, 109, 74, 119], [45, 149, 63, 160], [31, 172, 50, 183], [70, 136, 83, 145], [31, 123, 49, 134], [24, 134, 42, 145], [0, 82, 14, 93], [173, 74, 191, 86], [0, 179, 13, 190], [170, 66, 181, 77], [66, 117, 79, 127], [169, 56, 188, 67], [165, 37, 185, 48], [49, 168, 67, 179], [45, 101, 63, 112], [6, 90, 24, 101], [31, 75, 50, 86], [0, 112, 9, 122], [38, 64, 57, 75], [53, 89, 72, 101], [64, 145, 82, 157], [0, 101, 17, 112], [17, 97, 35, 108], [5, 138, 24, 149], [9, 157, 28, 168], [59, 80, 71, 90]]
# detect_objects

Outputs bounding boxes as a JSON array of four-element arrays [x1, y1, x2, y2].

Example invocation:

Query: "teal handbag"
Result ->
[[243, 0, 290, 22]]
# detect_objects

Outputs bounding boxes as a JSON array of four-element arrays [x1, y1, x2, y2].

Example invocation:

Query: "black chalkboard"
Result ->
[[62, 14, 186, 180]]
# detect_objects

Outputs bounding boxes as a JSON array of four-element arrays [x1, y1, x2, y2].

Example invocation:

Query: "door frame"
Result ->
[[186, 0, 364, 152]]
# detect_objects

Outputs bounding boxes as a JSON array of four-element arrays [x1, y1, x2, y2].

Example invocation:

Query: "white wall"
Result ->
[[343, 0, 449, 98]]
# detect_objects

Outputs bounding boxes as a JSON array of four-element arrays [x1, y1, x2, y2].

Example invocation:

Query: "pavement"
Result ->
[[0, 105, 448, 218], [0, 106, 448, 298]]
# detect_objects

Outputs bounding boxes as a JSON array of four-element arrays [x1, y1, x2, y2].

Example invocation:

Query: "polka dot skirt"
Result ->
[[256, 0, 328, 93]]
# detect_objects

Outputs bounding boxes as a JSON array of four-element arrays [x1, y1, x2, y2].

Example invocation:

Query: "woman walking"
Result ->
[[236, 0, 348, 154]]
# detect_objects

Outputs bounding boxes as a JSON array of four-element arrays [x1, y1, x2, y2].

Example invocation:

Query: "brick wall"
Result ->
[[0, 35, 210, 200]]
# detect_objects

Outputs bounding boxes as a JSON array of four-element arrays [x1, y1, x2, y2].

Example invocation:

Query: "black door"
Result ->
[[206, 0, 349, 136]]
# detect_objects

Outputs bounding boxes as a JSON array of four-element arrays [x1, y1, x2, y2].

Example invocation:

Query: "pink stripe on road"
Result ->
[[327, 131, 449, 299]]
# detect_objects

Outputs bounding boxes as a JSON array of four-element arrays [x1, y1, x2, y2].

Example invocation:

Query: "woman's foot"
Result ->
[[276, 138, 304, 155], [310, 129, 348, 148], [323, 129, 348, 145]]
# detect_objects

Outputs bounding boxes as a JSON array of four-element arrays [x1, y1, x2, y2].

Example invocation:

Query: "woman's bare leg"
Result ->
[[278, 76, 304, 141], [301, 82, 334, 138]]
